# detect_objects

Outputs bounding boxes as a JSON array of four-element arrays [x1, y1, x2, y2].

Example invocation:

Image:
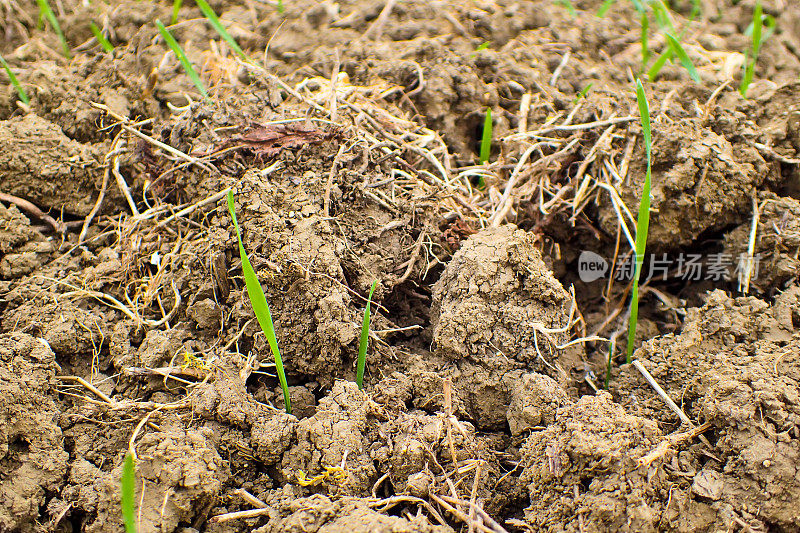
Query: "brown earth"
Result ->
[[1, 0, 799, 531]]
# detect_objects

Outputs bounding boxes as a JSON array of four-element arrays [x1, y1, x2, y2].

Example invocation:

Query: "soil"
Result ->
[[0, 0, 799, 531]]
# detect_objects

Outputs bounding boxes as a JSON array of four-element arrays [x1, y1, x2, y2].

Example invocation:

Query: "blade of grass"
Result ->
[[0, 54, 29, 105], [647, 47, 673, 80], [89, 22, 114, 53], [650, 0, 675, 33], [154, 19, 209, 100], [227, 190, 291, 413], [171, 0, 182, 25], [666, 33, 700, 82], [480, 108, 492, 164], [35, 0, 70, 58], [596, 0, 616, 17], [121, 454, 136, 533], [355, 281, 378, 390], [277, 0, 285, 14], [572, 82, 593, 104], [640, 12, 649, 72], [194, 0, 247, 60], [604, 339, 614, 389], [556, 0, 576, 18], [739, 0, 763, 96], [626, 79, 652, 363]]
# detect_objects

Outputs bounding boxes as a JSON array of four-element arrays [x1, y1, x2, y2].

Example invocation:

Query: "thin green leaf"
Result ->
[[666, 33, 700, 82], [640, 12, 649, 72], [0, 54, 29, 105], [572, 82, 593, 104], [89, 22, 114, 53], [647, 47, 673, 80], [277, 0, 285, 14], [154, 19, 209, 100], [604, 339, 614, 389], [356, 281, 378, 390], [689, 0, 701, 22], [227, 190, 291, 413], [121, 454, 136, 533], [650, 0, 674, 33], [35, 0, 70, 58], [480, 108, 492, 164], [171, 0, 182, 25], [194, 0, 247, 60], [596, 0, 616, 17], [740, 1, 764, 96], [557, 0, 576, 18], [627, 80, 653, 363]]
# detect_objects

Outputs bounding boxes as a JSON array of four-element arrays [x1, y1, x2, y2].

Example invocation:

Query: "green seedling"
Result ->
[[604, 338, 615, 389], [355, 281, 378, 390], [572, 82, 593, 104], [195, 0, 247, 60], [596, 0, 615, 17], [647, 47, 673, 80], [89, 22, 114, 53], [470, 41, 490, 57], [665, 33, 700, 82], [480, 108, 492, 164], [121, 454, 136, 533], [171, 0, 182, 25], [626, 79, 652, 363], [155, 19, 209, 100], [640, 12, 650, 72], [739, 1, 774, 96], [227, 190, 291, 413], [36, 0, 70, 58], [0, 54, 29, 105], [556, 0, 576, 18], [277, 0, 285, 14]]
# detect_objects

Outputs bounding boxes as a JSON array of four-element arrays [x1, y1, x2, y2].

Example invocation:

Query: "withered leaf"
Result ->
[[224, 123, 341, 159]]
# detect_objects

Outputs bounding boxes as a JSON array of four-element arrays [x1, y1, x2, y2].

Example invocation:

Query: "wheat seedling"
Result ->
[[0, 54, 29, 105], [155, 19, 209, 100], [739, 1, 774, 96], [89, 22, 114, 53], [626, 79, 652, 363], [480, 108, 492, 164], [36, 0, 70, 58], [121, 453, 136, 533], [195, 0, 247, 60], [171, 0, 182, 25], [355, 281, 378, 390], [227, 190, 291, 413]]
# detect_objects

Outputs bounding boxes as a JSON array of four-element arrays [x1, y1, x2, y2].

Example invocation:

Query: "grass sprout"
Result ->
[[194, 0, 247, 60], [355, 281, 378, 390], [640, 12, 649, 72], [597, 0, 615, 17], [572, 82, 593, 104], [36, 0, 70, 58], [556, 0, 577, 18], [171, 0, 182, 25], [665, 33, 700, 82], [227, 190, 291, 413], [0, 54, 29, 105], [121, 454, 136, 533], [89, 22, 114, 53], [627, 79, 652, 363], [480, 108, 492, 164], [154, 19, 209, 100], [739, 1, 773, 96]]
